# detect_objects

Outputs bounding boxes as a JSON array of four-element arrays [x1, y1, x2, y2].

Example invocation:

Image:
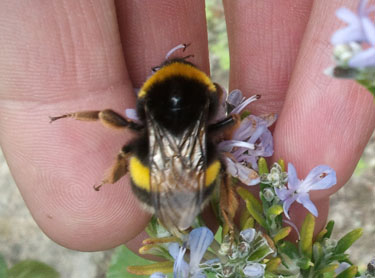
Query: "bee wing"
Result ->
[[146, 105, 208, 233]]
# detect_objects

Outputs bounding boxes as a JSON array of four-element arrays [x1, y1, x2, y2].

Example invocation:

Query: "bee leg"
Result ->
[[94, 146, 132, 191], [208, 114, 240, 134], [49, 109, 143, 131], [220, 172, 239, 241]]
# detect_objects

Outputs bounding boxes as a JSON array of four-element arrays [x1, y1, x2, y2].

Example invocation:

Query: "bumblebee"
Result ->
[[50, 56, 238, 234]]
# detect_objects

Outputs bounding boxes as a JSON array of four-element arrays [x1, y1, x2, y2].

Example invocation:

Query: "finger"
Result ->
[[223, 0, 314, 115], [273, 0, 375, 231], [115, 0, 210, 87], [0, 0, 149, 251]]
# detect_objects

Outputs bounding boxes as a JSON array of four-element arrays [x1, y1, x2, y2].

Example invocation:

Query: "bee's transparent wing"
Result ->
[[146, 106, 208, 233]]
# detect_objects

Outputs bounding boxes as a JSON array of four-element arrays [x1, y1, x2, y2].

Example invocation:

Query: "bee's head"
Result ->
[[137, 76, 219, 134]]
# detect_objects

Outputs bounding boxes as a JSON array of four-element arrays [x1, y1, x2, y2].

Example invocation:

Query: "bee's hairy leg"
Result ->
[[94, 146, 132, 191], [208, 114, 240, 134], [50, 109, 143, 131], [220, 172, 239, 241]]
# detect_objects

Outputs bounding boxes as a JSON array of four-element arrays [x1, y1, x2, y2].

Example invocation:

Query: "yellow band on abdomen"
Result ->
[[129, 156, 220, 192]]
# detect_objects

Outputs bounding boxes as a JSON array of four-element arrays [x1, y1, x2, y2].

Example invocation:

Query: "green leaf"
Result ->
[[267, 205, 283, 217], [273, 227, 292, 244], [324, 221, 335, 239], [8, 260, 59, 278], [245, 200, 267, 229], [336, 265, 358, 278], [315, 264, 339, 275], [334, 228, 363, 255], [236, 187, 263, 213], [107, 245, 154, 278], [278, 241, 299, 259], [277, 159, 285, 172], [299, 214, 315, 259], [127, 261, 174, 276], [0, 254, 8, 278], [258, 157, 269, 175], [296, 257, 312, 270], [312, 242, 324, 267]]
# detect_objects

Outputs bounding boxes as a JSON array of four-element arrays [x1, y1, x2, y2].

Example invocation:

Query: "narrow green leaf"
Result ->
[[8, 260, 59, 278], [277, 159, 285, 172], [324, 221, 335, 239], [248, 244, 274, 262], [278, 241, 299, 259], [0, 254, 8, 278], [336, 265, 358, 278], [241, 216, 255, 230], [335, 228, 363, 254], [273, 227, 292, 244], [315, 228, 327, 242], [299, 214, 315, 259], [265, 257, 281, 272], [245, 200, 267, 228], [236, 187, 263, 213], [312, 242, 324, 267], [107, 245, 153, 278], [267, 205, 283, 217], [258, 157, 269, 175], [322, 271, 336, 278], [127, 261, 174, 275], [296, 257, 312, 270], [316, 264, 339, 275]]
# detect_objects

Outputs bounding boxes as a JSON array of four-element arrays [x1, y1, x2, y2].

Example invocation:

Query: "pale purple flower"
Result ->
[[335, 262, 351, 275], [125, 108, 139, 121], [218, 90, 275, 185], [226, 89, 260, 115], [151, 273, 168, 278], [168, 227, 216, 278], [331, 0, 375, 68], [243, 262, 266, 278], [219, 114, 275, 185], [275, 163, 337, 219]]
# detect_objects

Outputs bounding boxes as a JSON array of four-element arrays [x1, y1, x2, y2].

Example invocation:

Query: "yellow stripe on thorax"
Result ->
[[130, 156, 221, 192], [139, 62, 216, 98]]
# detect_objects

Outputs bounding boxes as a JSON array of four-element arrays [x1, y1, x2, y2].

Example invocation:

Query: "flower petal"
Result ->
[[240, 229, 256, 243], [243, 262, 266, 278], [125, 108, 140, 121], [331, 25, 364, 45], [231, 95, 259, 115], [174, 246, 189, 278], [297, 193, 318, 217], [235, 163, 260, 186], [275, 187, 290, 201], [169, 243, 180, 260], [336, 7, 359, 24], [150, 272, 167, 278], [302, 165, 337, 191], [362, 17, 375, 44], [282, 195, 298, 219], [287, 163, 299, 190], [188, 228, 214, 270], [349, 47, 375, 68], [227, 89, 243, 107]]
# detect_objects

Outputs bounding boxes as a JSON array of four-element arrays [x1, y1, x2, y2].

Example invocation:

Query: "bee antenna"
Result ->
[[182, 54, 194, 61]]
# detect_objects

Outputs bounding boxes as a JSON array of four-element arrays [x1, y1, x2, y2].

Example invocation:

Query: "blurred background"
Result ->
[[1, 0, 374, 277]]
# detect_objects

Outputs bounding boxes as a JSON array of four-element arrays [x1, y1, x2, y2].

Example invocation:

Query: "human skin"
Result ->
[[0, 0, 374, 252]]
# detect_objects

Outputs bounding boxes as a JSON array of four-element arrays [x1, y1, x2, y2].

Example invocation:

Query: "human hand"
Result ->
[[0, 0, 374, 253]]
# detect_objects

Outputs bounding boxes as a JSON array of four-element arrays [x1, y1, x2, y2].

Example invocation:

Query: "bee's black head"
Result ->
[[143, 76, 211, 134]]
